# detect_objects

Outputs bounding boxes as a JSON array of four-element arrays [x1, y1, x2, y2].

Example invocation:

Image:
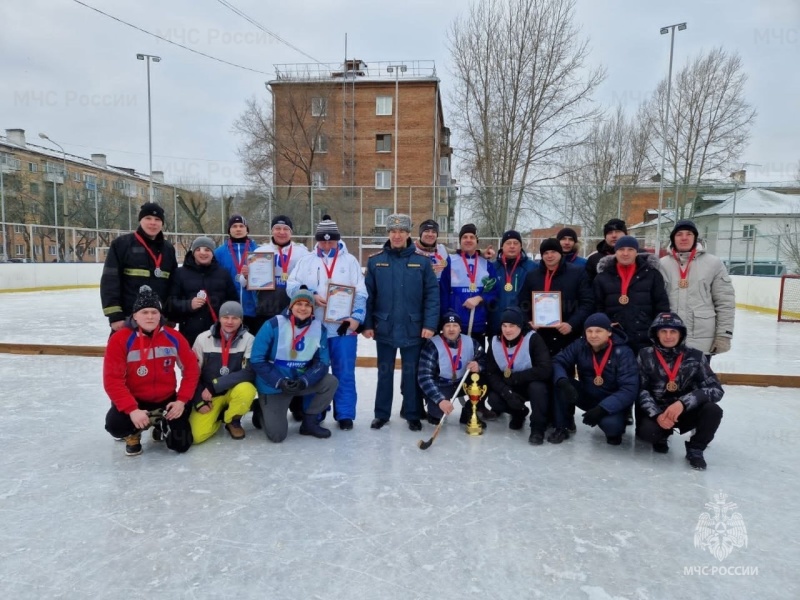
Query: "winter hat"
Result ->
[[219, 301, 243, 319], [315, 214, 341, 241], [459, 223, 478, 239], [228, 214, 248, 234], [501, 230, 522, 246], [584, 312, 612, 332], [603, 218, 627, 235], [386, 214, 412, 233], [614, 235, 639, 251], [441, 310, 462, 328], [290, 285, 315, 308], [669, 219, 699, 248], [539, 238, 563, 255], [132, 284, 162, 314], [649, 311, 687, 345], [190, 236, 215, 252], [271, 215, 294, 231], [138, 202, 165, 223], [556, 227, 578, 242], [419, 219, 439, 237], [500, 307, 525, 328]]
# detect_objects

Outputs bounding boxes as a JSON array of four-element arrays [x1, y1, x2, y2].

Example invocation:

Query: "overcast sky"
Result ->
[[2, 0, 798, 187]]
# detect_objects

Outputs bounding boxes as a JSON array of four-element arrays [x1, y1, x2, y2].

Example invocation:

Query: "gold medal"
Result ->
[[678, 279, 689, 289], [504, 282, 512, 292], [469, 283, 477, 292], [666, 381, 678, 392], [593, 376, 604, 386], [619, 294, 629, 305], [504, 368, 511, 378], [281, 273, 288, 282]]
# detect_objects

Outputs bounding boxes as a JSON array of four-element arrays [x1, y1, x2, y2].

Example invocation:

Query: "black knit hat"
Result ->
[[603, 218, 627, 235], [501, 230, 522, 246], [441, 310, 462, 328], [228, 214, 248, 234], [132, 284, 162, 314], [459, 223, 478, 239], [556, 227, 578, 242], [614, 235, 639, 251], [315, 215, 341, 241], [271, 215, 293, 231], [419, 219, 439, 237], [138, 202, 165, 223], [584, 312, 612, 331], [501, 307, 525, 328], [539, 238, 563, 255], [669, 219, 699, 248]]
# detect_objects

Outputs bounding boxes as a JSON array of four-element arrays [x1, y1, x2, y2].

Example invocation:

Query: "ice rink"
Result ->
[[1, 289, 798, 599]]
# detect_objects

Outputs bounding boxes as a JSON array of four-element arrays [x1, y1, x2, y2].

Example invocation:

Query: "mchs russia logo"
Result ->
[[694, 492, 748, 561]]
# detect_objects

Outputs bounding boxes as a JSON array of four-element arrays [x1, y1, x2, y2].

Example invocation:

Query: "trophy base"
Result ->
[[465, 401, 483, 436]]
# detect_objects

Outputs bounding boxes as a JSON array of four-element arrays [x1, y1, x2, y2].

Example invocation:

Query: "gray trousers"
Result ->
[[258, 374, 338, 443]]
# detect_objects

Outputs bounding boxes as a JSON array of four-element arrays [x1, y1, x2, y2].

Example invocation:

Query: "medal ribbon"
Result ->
[[544, 268, 556, 292], [616, 263, 636, 298], [201, 290, 217, 323], [501, 336, 524, 374], [460, 253, 478, 289], [441, 335, 463, 380], [219, 331, 232, 369], [227, 239, 249, 275], [277, 244, 293, 279], [504, 254, 522, 289], [133, 232, 163, 272], [289, 315, 312, 352], [654, 349, 684, 388], [137, 327, 158, 374], [672, 247, 698, 284], [321, 246, 339, 280], [592, 340, 614, 381]]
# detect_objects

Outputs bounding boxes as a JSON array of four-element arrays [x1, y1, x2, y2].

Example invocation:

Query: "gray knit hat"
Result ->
[[219, 301, 243, 319], [315, 214, 341, 241], [191, 236, 216, 252], [290, 285, 315, 308], [386, 214, 412, 233]]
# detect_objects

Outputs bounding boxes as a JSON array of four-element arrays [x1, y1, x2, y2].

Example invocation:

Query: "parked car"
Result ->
[[726, 261, 786, 276]]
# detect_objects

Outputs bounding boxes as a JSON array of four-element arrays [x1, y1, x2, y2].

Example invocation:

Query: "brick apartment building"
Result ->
[[267, 59, 455, 258]]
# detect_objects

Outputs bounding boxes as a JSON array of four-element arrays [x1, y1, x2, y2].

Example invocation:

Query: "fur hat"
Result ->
[[614, 235, 639, 251], [670, 219, 699, 248], [132, 285, 162, 314], [603, 218, 627, 235], [219, 301, 243, 319], [386, 214, 412, 233], [584, 312, 612, 331], [459, 223, 478, 239], [271, 215, 293, 231], [190, 236, 215, 252], [290, 285, 315, 308], [138, 202, 165, 223], [556, 227, 578, 242], [539, 238, 563, 255], [315, 215, 341, 241], [419, 219, 439, 237]]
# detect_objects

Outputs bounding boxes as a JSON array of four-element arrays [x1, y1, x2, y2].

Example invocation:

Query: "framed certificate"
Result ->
[[246, 252, 275, 290], [324, 283, 356, 323], [532, 291, 562, 327]]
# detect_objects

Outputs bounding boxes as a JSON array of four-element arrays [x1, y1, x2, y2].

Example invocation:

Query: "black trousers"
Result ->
[[105, 398, 193, 453], [635, 402, 723, 450], [488, 380, 549, 433]]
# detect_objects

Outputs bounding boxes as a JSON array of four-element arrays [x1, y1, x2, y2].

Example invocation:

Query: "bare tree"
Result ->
[[447, 0, 605, 236], [646, 47, 757, 216]]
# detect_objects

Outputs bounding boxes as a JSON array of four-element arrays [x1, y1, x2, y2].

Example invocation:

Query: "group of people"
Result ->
[[100, 203, 734, 470]]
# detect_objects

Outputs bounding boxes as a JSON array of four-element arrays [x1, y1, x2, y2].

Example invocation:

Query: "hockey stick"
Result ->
[[417, 369, 472, 450], [467, 307, 475, 337]]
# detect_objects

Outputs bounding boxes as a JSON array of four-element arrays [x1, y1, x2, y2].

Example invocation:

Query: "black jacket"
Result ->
[[485, 330, 552, 396], [585, 240, 616, 283], [167, 252, 238, 346], [519, 259, 595, 356], [593, 253, 671, 353], [100, 227, 178, 324]]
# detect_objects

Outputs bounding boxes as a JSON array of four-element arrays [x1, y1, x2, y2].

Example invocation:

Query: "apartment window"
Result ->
[[311, 97, 327, 117], [376, 134, 392, 153], [45, 162, 64, 175], [34, 245, 41, 255], [743, 224, 756, 239], [375, 170, 392, 190], [29, 182, 40, 194], [376, 96, 393, 116], [440, 156, 450, 175], [315, 134, 328, 153], [312, 170, 328, 189], [28, 162, 38, 173], [437, 216, 449, 233], [88, 246, 96, 256], [72, 171, 81, 182], [48, 246, 57, 256], [14, 225, 25, 233], [15, 244, 24, 256], [375, 208, 389, 227]]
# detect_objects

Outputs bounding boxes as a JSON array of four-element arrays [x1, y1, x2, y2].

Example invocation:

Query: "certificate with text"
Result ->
[[532, 291, 562, 328], [247, 252, 275, 290], [324, 283, 356, 323]]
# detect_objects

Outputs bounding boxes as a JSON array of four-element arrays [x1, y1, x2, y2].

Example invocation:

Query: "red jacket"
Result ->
[[104, 324, 200, 414]]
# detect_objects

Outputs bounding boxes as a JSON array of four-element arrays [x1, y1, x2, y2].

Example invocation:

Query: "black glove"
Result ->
[[557, 378, 579, 406], [279, 379, 298, 393], [502, 387, 525, 411], [294, 378, 308, 392], [582, 405, 608, 427], [336, 321, 351, 337]]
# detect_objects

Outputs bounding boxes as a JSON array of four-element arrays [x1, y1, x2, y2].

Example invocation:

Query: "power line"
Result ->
[[71, 0, 272, 76], [213, 0, 322, 64]]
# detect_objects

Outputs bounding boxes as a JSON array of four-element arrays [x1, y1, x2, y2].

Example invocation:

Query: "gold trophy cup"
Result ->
[[462, 373, 487, 436]]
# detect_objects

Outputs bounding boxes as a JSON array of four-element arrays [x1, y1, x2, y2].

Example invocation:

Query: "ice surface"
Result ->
[[1, 290, 799, 598]]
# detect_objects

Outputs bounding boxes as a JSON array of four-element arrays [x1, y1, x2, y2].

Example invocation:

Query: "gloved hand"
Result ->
[[582, 405, 608, 427], [294, 378, 308, 392], [557, 378, 579, 406], [278, 378, 298, 393], [502, 387, 525, 411], [711, 336, 731, 354], [336, 321, 350, 337]]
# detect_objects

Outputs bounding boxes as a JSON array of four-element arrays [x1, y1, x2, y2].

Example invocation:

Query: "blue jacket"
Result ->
[[440, 250, 499, 334], [487, 250, 537, 336], [552, 330, 639, 414], [214, 238, 258, 317], [364, 239, 440, 348], [250, 310, 330, 394]]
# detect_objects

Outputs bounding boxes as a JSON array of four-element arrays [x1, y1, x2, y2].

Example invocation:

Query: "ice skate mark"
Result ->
[[573, 535, 619, 556], [0, 479, 23, 500], [106, 517, 144, 534], [319, 561, 419, 594], [291, 484, 372, 539]]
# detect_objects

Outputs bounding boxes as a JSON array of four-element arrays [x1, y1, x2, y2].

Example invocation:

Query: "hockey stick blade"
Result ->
[[416, 370, 472, 451]]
